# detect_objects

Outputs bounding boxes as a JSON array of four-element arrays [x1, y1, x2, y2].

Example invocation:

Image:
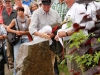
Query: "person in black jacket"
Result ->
[[0, 25, 7, 75]]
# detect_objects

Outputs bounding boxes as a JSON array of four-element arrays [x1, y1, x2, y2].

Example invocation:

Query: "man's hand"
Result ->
[[55, 35, 59, 41], [58, 31, 67, 38], [48, 33, 55, 38], [15, 31, 22, 36], [40, 33, 51, 40], [58, 30, 73, 38]]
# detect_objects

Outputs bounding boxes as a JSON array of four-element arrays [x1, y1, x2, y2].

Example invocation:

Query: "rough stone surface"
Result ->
[[16, 38, 53, 75]]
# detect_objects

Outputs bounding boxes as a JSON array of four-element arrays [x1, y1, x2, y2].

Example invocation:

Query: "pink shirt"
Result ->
[[0, 6, 4, 24]]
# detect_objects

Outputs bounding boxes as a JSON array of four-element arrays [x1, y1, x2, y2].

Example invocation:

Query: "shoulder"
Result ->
[[32, 7, 41, 15], [12, 9, 17, 12], [93, 1, 100, 6], [50, 8, 58, 13], [72, 3, 80, 7], [50, 8, 60, 17], [12, 19, 16, 23], [69, 3, 80, 11]]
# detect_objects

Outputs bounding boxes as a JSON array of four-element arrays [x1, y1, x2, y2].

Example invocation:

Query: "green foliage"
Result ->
[[58, 63, 69, 75], [66, 16, 73, 28], [64, 52, 100, 72], [69, 30, 88, 48], [67, 21, 73, 28], [98, 38, 100, 43], [62, 15, 73, 29]]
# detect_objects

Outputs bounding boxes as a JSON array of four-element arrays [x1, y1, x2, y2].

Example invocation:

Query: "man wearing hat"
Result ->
[[29, 0, 62, 75], [3, 0, 17, 69], [55, 0, 100, 75]]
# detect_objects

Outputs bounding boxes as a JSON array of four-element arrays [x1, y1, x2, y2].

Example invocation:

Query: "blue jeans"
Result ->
[[13, 38, 29, 75]]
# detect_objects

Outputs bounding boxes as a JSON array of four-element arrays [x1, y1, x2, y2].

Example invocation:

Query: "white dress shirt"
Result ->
[[62, 1, 100, 30], [57, 1, 100, 42]]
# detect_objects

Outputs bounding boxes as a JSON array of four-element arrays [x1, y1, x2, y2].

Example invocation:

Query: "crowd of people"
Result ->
[[0, 0, 100, 75]]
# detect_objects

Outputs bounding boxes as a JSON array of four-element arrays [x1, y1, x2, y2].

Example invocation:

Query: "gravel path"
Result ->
[[5, 64, 13, 75]]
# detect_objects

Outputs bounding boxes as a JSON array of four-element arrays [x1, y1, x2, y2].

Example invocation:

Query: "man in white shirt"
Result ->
[[55, 0, 100, 75], [29, 0, 62, 75], [57, 0, 100, 37], [29, 0, 61, 39]]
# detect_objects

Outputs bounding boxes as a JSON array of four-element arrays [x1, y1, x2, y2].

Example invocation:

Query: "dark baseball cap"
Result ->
[[42, 0, 51, 5]]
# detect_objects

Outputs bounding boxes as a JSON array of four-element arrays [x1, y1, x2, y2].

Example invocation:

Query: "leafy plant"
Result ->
[[59, 30, 100, 75], [60, 51, 100, 75], [62, 15, 73, 29], [69, 30, 88, 48], [66, 16, 73, 28], [98, 38, 100, 43], [58, 58, 69, 75]]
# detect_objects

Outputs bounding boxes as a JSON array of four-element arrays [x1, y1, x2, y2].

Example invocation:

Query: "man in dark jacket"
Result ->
[[2, 0, 17, 69]]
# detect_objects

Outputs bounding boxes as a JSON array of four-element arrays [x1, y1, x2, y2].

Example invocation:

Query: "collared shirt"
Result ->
[[29, 7, 62, 35], [52, 0, 68, 21], [2, 9, 17, 25], [62, 1, 100, 30]]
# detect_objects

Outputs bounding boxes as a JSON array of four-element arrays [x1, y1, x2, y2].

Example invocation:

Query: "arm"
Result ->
[[29, 11, 39, 35], [29, 10, 51, 40], [57, 30, 74, 38], [7, 19, 22, 36], [7, 19, 16, 33]]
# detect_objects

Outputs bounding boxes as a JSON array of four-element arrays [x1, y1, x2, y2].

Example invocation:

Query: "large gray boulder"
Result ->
[[16, 38, 54, 75]]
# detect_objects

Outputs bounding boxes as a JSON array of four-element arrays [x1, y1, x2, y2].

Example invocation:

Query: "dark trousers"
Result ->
[[0, 60, 4, 75], [50, 37, 63, 75], [54, 57, 59, 74], [0, 45, 6, 75]]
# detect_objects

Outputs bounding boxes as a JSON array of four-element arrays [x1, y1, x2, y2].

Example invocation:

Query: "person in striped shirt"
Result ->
[[51, 0, 68, 21]]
